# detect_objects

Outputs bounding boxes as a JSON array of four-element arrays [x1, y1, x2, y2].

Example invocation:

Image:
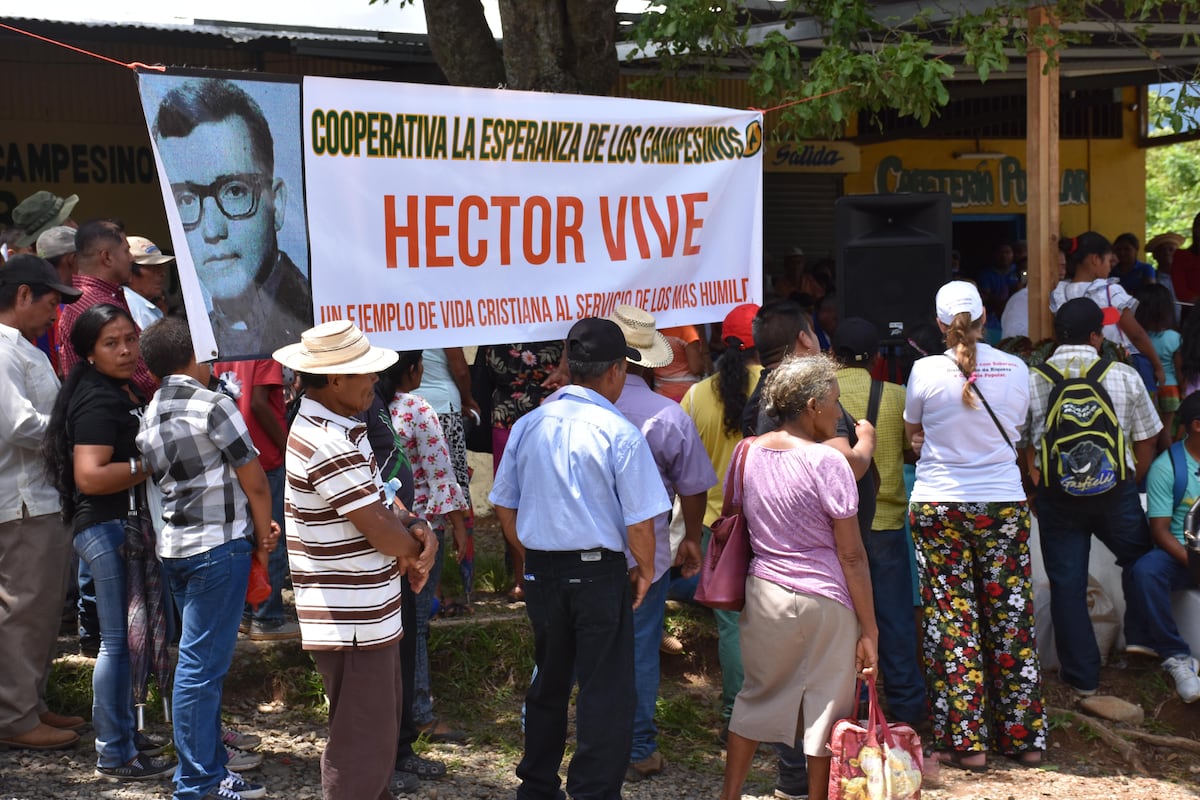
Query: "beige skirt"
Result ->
[[729, 574, 859, 756]]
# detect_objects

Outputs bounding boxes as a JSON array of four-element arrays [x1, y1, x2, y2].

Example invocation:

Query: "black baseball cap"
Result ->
[[1180, 392, 1200, 428], [567, 318, 639, 364], [1054, 297, 1103, 343], [0, 254, 82, 303], [832, 317, 879, 364]]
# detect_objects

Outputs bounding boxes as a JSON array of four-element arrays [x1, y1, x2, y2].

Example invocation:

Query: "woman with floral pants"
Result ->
[[904, 282, 1047, 771], [909, 503, 1046, 762]]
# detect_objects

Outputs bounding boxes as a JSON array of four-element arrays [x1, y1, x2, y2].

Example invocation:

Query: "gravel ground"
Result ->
[[3, 704, 1198, 800]]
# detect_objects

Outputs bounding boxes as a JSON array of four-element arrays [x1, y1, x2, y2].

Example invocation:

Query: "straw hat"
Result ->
[[273, 320, 398, 375], [606, 305, 673, 368], [1146, 232, 1185, 253]]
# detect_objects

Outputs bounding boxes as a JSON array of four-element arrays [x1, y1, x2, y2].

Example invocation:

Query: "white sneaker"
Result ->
[[1162, 655, 1200, 703], [221, 768, 266, 799], [221, 727, 262, 751], [224, 744, 264, 772]]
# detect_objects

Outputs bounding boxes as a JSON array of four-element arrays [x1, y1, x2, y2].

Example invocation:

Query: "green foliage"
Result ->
[[1146, 134, 1200, 243], [628, 1, 1200, 139]]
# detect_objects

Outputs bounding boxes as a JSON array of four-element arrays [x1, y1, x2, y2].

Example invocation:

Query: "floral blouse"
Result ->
[[482, 340, 564, 429], [388, 392, 469, 518]]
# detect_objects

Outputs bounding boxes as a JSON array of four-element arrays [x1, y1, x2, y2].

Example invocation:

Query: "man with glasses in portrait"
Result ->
[[153, 78, 313, 357]]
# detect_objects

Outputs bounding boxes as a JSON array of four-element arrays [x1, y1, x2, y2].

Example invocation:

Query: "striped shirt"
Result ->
[[285, 397, 402, 651], [136, 375, 258, 558]]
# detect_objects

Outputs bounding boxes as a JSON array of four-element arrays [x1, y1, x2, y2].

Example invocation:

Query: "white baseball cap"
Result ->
[[935, 281, 984, 324]]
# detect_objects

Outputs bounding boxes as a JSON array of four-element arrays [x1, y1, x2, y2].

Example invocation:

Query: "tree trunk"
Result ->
[[496, 0, 618, 93], [423, 0, 506, 88]]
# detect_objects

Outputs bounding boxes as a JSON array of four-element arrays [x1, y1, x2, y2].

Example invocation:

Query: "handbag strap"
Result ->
[[866, 378, 884, 427], [721, 436, 757, 517], [942, 354, 1016, 454]]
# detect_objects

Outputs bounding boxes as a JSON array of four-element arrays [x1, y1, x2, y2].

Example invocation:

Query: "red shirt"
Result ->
[[1172, 248, 1200, 304], [56, 274, 158, 399], [212, 359, 286, 471]]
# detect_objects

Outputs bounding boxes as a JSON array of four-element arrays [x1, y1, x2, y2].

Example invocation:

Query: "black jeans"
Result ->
[[517, 549, 634, 800]]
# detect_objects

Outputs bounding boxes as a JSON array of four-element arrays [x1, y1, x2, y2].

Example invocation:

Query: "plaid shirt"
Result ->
[[136, 374, 260, 559], [1027, 344, 1162, 470], [57, 274, 158, 398]]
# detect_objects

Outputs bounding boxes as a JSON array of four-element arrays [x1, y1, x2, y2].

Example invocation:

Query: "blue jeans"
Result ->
[[74, 519, 136, 767], [630, 572, 669, 762], [1037, 482, 1152, 691], [863, 528, 927, 725], [163, 537, 252, 800], [246, 466, 288, 625], [412, 526, 446, 725], [1126, 548, 1193, 660]]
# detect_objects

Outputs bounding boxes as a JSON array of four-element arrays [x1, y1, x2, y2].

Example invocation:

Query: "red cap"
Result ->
[[722, 303, 760, 350]]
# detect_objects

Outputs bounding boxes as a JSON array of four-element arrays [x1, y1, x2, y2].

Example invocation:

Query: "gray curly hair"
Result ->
[[763, 353, 839, 423]]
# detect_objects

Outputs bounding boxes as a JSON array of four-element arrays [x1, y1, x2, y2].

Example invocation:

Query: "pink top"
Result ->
[[734, 441, 859, 610]]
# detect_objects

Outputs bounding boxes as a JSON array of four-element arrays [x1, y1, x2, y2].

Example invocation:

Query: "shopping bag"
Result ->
[[828, 676, 923, 800]]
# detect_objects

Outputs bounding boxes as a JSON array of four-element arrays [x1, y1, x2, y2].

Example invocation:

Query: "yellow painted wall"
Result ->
[[843, 88, 1146, 241]]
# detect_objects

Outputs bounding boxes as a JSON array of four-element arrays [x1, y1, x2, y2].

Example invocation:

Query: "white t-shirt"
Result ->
[[1049, 279, 1138, 354], [1001, 287, 1029, 339], [905, 344, 1029, 502]]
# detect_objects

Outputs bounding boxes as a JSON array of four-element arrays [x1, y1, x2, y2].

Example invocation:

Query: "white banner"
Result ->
[[139, 71, 762, 357]]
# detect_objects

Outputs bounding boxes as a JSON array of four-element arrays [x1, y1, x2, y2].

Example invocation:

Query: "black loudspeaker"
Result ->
[[834, 193, 952, 342]]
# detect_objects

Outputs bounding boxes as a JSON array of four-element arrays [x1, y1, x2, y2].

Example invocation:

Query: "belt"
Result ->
[[524, 548, 625, 563]]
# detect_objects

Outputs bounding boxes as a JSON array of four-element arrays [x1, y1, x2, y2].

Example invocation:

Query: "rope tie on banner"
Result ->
[[0, 21, 166, 71], [748, 85, 856, 115]]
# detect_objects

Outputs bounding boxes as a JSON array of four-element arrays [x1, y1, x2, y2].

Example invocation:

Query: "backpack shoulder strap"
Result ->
[[1171, 440, 1189, 512], [866, 379, 884, 427], [1032, 361, 1065, 386]]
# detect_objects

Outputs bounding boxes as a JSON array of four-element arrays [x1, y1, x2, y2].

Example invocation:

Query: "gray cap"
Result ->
[[36, 226, 77, 260]]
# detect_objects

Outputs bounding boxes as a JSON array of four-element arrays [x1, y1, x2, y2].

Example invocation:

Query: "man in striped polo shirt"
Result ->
[[274, 321, 438, 800]]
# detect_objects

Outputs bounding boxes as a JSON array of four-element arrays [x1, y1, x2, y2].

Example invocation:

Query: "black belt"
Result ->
[[524, 548, 625, 563]]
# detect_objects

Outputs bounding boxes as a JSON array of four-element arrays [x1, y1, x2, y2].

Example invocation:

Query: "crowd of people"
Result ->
[[3, 181, 1200, 800]]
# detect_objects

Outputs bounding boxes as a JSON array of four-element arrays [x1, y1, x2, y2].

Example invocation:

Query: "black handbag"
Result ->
[[465, 349, 493, 454]]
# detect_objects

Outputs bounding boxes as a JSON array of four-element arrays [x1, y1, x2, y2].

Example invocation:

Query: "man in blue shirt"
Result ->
[[490, 317, 670, 800], [1140, 391, 1200, 702]]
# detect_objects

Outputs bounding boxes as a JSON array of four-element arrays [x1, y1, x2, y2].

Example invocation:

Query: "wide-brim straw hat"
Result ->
[[273, 320, 399, 375], [606, 304, 673, 369]]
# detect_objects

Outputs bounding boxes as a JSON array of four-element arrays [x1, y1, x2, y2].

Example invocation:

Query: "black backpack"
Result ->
[[1032, 359, 1127, 497]]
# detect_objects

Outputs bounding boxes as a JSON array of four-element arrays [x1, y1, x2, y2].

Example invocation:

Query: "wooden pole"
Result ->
[[1026, 4, 1060, 342]]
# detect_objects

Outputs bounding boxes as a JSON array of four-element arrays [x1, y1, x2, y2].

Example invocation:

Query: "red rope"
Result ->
[[749, 84, 855, 114], [0, 21, 165, 71]]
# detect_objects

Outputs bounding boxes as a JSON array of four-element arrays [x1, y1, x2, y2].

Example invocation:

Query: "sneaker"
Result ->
[[222, 727, 262, 751], [238, 618, 251, 635], [660, 634, 684, 655], [95, 754, 176, 781], [1163, 655, 1200, 703], [392, 769, 420, 794], [247, 619, 301, 642], [624, 750, 664, 782], [225, 744, 264, 771], [1124, 643, 1161, 658], [775, 787, 809, 800], [200, 784, 243, 800], [135, 730, 170, 757], [221, 767, 266, 799]]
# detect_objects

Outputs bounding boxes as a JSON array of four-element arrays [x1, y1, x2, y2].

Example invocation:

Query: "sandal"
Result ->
[[440, 602, 472, 618], [1004, 751, 1044, 769], [417, 718, 467, 744], [933, 750, 987, 773], [396, 753, 447, 778]]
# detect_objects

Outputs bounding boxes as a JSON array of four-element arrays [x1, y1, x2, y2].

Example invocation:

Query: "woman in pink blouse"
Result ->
[[721, 354, 878, 800], [382, 351, 470, 734]]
